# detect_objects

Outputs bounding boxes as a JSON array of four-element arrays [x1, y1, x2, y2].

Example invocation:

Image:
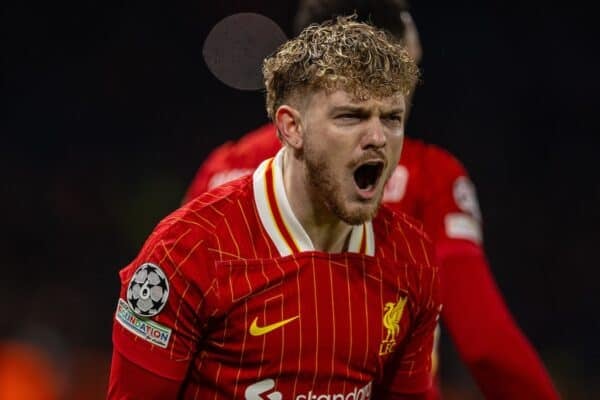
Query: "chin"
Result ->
[[336, 202, 380, 225]]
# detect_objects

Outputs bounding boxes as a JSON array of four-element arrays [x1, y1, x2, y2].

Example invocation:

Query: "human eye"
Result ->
[[335, 113, 361, 124], [384, 114, 403, 126]]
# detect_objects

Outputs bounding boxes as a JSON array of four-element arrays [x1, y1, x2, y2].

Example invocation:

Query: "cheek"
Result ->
[[388, 134, 404, 156], [309, 131, 353, 158]]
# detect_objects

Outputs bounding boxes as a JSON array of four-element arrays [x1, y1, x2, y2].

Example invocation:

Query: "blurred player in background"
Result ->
[[109, 16, 442, 398], [184, 1, 560, 399]]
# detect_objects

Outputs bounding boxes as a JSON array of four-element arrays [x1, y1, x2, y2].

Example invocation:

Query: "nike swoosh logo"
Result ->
[[249, 315, 299, 336]]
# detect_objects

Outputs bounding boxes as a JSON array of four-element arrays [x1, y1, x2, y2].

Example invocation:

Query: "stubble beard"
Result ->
[[304, 147, 382, 226]]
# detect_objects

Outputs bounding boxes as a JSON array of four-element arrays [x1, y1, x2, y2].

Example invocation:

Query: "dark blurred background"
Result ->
[[2, 0, 598, 398]]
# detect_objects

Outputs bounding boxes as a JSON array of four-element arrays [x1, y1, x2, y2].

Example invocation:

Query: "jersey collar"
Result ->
[[253, 148, 375, 257]]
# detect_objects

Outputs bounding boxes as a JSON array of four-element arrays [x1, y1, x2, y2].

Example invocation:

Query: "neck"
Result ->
[[282, 148, 353, 253]]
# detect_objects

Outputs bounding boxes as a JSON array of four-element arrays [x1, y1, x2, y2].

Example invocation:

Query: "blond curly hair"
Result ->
[[263, 15, 419, 119]]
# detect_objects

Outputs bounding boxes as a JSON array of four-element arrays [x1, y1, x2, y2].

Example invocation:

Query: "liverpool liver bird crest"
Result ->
[[379, 296, 408, 355]]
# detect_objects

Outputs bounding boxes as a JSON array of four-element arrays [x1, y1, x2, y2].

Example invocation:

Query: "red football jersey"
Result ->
[[182, 124, 560, 400], [112, 149, 441, 398]]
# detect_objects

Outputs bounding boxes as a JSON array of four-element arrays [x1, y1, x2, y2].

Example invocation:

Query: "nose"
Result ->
[[361, 118, 387, 149]]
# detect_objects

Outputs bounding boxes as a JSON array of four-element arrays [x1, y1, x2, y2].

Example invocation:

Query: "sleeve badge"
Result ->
[[126, 263, 170, 317], [452, 176, 482, 222]]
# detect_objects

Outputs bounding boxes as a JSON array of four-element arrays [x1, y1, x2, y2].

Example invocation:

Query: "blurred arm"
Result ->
[[437, 240, 560, 400], [418, 145, 559, 399]]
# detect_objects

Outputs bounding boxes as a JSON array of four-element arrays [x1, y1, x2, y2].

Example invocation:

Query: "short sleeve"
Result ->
[[111, 221, 217, 381]]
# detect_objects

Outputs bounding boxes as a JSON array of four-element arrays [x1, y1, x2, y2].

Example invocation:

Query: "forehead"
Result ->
[[311, 89, 406, 112]]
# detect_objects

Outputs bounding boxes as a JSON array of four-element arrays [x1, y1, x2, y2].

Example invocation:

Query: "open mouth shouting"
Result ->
[[353, 160, 385, 199]]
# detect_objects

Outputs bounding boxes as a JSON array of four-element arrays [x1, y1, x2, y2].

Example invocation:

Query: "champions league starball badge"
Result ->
[[127, 263, 170, 318]]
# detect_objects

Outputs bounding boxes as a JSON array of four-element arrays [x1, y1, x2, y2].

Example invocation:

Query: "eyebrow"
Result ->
[[382, 108, 405, 116], [330, 105, 366, 114], [330, 105, 405, 115]]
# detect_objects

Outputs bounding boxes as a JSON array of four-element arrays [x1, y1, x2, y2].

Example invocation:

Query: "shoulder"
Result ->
[[402, 138, 484, 245], [234, 123, 280, 149], [403, 137, 468, 178], [373, 205, 435, 267], [373, 206, 441, 312], [124, 177, 254, 284], [147, 176, 253, 255], [196, 124, 280, 192], [402, 138, 476, 211], [217, 123, 281, 163], [124, 177, 256, 293], [177, 175, 254, 236], [376, 205, 429, 240], [198, 123, 279, 170]]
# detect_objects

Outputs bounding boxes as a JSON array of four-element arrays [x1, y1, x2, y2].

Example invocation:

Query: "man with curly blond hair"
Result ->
[[109, 16, 441, 399], [183, 2, 560, 399]]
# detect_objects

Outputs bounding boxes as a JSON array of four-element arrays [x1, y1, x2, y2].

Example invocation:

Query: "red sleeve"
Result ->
[[110, 219, 217, 391], [421, 146, 558, 399], [437, 241, 559, 400], [107, 349, 180, 399]]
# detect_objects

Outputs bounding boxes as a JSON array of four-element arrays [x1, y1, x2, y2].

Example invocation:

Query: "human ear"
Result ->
[[275, 105, 303, 149]]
